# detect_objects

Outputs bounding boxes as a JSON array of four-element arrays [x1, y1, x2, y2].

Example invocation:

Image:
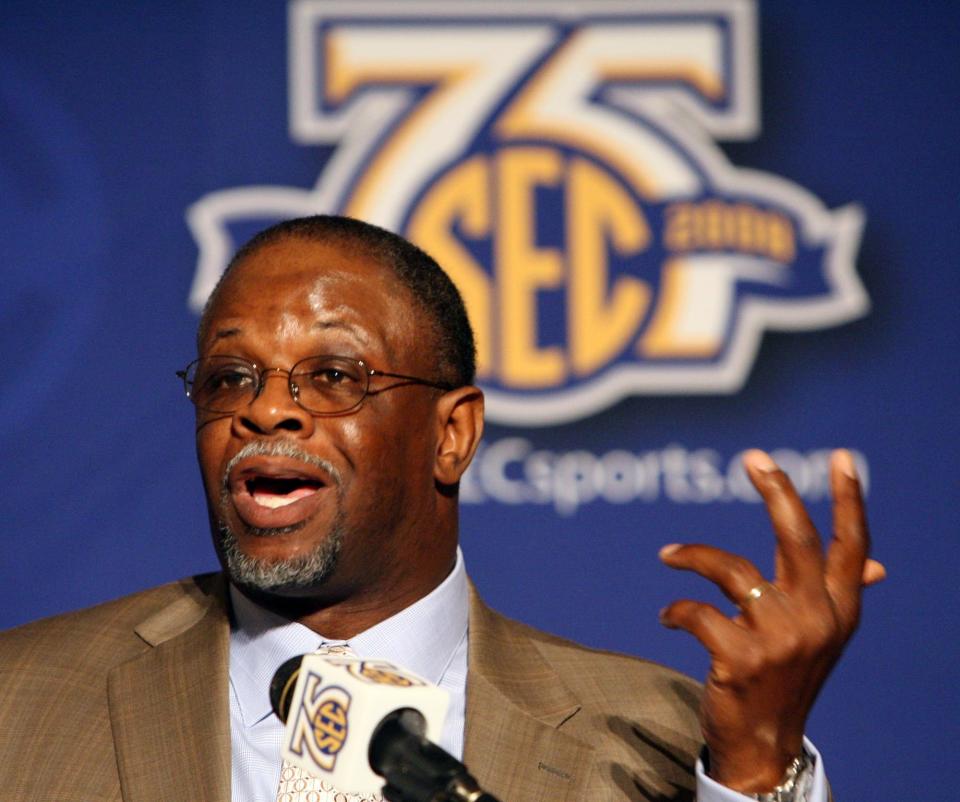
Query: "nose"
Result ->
[[232, 369, 315, 438]]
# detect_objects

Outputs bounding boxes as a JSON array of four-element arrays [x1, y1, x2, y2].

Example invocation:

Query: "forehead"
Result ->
[[202, 236, 420, 361]]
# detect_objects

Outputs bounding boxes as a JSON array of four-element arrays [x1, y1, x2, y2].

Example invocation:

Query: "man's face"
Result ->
[[195, 236, 447, 602]]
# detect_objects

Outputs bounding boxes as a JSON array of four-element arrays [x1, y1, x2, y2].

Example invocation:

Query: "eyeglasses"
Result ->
[[176, 355, 455, 415]]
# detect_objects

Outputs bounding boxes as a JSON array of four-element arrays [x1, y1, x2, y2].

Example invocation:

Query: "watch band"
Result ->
[[751, 752, 813, 802]]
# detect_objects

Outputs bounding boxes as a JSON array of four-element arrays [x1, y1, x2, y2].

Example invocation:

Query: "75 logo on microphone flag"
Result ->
[[281, 653, 450, 795], [288, 671, 351, 771], [189, 1, 869, 426]]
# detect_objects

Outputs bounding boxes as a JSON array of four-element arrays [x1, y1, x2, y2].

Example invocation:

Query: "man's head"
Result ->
[[190, 216, 484, 625], [199, 216, 476, 388]]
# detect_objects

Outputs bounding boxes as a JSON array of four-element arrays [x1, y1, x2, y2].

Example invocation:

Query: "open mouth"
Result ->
[[246, 475, 323, 509], [226, 456, 335, 529]]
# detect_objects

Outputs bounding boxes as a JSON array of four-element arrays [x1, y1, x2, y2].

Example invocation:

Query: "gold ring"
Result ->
[[742, 583, 772, 606]]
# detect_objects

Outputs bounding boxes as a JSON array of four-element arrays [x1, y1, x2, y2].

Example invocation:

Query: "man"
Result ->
[[0, 216, 883, 801]]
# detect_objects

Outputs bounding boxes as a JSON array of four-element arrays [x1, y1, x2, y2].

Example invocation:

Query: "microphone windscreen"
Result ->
[[270, 654, 305, 723], [275, 652, 449, 795]]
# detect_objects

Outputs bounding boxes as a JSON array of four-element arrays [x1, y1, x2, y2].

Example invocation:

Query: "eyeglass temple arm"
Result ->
[[370, 369, 455, 391]]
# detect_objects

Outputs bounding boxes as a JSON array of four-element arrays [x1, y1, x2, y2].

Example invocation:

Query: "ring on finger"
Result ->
[[741, 582, 775, 607]]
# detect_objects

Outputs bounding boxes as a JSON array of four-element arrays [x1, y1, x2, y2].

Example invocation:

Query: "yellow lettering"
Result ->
[[701, 201, 725, 249], [407, 155, 493, 377], [566, 158, 650, 375], [768, 214, 795, 262], [496, 147, 566, 387], [662, 200, 796, 263], [735, 203, 757, 252], [664, 203, 693, 250]]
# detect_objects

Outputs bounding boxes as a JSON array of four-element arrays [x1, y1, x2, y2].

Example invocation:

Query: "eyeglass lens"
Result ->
[[184, 356, 369, 414]]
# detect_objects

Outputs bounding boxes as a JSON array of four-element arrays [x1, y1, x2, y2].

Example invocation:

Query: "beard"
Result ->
[[215, 439, 345, 594], [216, 519, 344, 594]]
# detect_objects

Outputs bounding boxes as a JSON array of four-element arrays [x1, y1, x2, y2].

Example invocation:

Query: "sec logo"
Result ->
[[350, 660, 424, 687], [288, 672, 351, 771], [189, 1, 868, 425]]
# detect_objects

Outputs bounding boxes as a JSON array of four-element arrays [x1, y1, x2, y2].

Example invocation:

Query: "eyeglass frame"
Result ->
[[176, 354, 457, 416]]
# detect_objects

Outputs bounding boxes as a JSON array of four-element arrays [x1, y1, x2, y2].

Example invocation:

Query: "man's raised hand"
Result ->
[[658, 449, 885, 793]]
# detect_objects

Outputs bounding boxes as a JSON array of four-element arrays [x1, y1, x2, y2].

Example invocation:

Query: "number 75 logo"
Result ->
[[189, 1, 868, 426]]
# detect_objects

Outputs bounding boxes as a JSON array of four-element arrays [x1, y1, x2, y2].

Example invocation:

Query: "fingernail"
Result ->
[[658, 608, 677, 629], [863, 558, 887, 584], [744, 449, 777, 472], [834, 449, 858, 480], [659, 543, 681, 559]]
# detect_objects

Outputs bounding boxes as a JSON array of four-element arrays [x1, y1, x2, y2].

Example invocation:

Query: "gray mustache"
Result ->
[[221, 440, 343, 494]]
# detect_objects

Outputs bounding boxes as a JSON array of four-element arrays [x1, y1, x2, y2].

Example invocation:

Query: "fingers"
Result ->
[[743, 450, 825, 590], [660, 448, 881, 643], [659, 543, 767, 610], [824, 449, 872, 588], [662, 542, 884, 592], [820, 449, 875, 627], [659, 448, 879, 775], [659, 599, 752, 661]]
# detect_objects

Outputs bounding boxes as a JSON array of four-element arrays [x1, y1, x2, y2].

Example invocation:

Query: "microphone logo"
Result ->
[[349, 660, 425, 687], [288, 670, 351, 770], [276, 654, 451, 794]]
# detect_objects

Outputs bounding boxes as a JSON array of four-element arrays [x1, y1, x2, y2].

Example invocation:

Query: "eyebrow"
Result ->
[[212, 327, 242, 341]]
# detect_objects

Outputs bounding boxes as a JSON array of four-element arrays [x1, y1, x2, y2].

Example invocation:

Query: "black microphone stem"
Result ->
[[371, 709, 502, 802]]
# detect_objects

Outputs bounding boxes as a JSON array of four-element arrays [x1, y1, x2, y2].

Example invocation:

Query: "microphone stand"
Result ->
[[370, 709, 502, 802]]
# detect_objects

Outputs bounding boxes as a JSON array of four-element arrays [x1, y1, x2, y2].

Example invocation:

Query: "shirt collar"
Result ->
[[229, 547, 468, 727]]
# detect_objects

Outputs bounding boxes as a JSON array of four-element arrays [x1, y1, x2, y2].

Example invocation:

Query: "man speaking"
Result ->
[[0, 216, 883, 801]]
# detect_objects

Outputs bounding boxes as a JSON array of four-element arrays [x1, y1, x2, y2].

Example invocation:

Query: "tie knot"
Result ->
[[317, 643, 353, 656]]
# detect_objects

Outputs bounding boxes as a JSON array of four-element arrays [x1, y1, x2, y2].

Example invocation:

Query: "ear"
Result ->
[[433, 386, 485, 486]]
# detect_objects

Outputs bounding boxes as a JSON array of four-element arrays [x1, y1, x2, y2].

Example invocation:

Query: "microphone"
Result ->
[[271, 654, 501, 802]]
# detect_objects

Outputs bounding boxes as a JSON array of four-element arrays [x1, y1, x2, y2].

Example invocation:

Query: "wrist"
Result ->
[[749, 752, 813, 802], [706, 742, 801, 793]]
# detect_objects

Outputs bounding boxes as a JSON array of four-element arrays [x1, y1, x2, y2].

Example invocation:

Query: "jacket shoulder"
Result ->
[[468, 590, 703, 800], [528, 620, 700, 702], [0, 573, 225, 677], [475, 595, 700, 701], [527, 621, 703, 747], [0, 574, 228, 799], [472, 589, 701, 731]]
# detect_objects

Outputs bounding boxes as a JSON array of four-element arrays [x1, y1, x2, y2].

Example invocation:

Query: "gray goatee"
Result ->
[[217, 439, 344, 593]]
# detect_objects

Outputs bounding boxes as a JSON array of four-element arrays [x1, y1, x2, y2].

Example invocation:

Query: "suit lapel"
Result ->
[[102, 576, 600, 801], [464, 586, 596, 802], [108, 576, 232, 802]]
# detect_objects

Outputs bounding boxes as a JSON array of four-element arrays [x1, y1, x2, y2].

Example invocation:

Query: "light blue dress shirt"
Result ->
[[228, 548, 826, 801], [229, 549, 469, 802]]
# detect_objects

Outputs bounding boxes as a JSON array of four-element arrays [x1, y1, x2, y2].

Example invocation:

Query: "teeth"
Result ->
[[254, 495, 299, 509], [249, 484, 320, 510]]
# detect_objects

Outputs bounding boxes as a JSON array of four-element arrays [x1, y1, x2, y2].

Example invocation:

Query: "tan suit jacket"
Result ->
[[0, 574, 702, 801]]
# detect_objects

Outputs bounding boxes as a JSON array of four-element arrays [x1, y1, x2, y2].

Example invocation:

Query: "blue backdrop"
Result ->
[[2, 3, 958, 800]]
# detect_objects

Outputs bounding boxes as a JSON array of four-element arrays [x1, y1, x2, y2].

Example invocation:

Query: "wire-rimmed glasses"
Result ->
[[177, 355, 455, 415]]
